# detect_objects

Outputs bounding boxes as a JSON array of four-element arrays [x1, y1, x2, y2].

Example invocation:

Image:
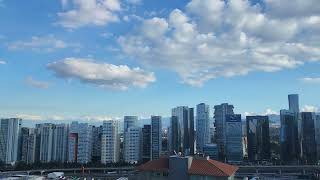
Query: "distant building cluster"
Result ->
[[0, 94, 319, 165]]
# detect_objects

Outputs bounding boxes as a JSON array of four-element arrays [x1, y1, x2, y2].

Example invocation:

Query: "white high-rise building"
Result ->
[[39, 124, 54, 163], [151, 116, 162, 160], [52, 124, 69, 162], [124, 127, 141, 163], [0, 118, 21, 164], [101, 120, 120, 164], [196, 103, 210, 153]]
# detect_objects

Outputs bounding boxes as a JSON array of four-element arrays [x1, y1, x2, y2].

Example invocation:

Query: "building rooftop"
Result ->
[[136, 156, 238, 177]]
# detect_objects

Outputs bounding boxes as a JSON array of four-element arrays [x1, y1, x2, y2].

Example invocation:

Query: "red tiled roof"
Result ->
[[188, 159, 238, 177], [136, 158, 169, 172], [137, 157, 238, 177]]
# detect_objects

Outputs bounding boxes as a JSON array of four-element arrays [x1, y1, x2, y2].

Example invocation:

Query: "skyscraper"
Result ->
[[124, 127, 141, 163], [20, 127, 31, 162], [316, 115, 320, 160], [169, 116, 180, 154], [101, 120, 120, 164], [68, 122, 93, 164], [288, 94, 300, 113], [280, 110, 300, 163], [196, 103, 210, 153], [92, 125, 102, 163], [246, 116, 270, 161], [142, 125, 151, 163], [225, 114, 243, 162], [301, 112, 317, 164], [124, 116, 138, 132], [39, 123, 54, 163], [52, 124, 69, 162], [151, 116, 162, 160], [171, 106, 195, 155], [0, 118, 21, 164], [214, 103, 234, 160]]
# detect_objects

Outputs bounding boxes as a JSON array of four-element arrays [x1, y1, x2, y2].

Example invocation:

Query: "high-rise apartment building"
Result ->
[[214, 103, 234, 160], [301, 112, 317, 164], [196, 103, 210, 153], [101, 120, 120, 164], [124, 127, 141, 163], [124, 116, 138, 132], [171, 106, 195, 155], [52, 124, 69, 162], [151, 116, 162, 160], [68, 122, 92, 164], [280, 110, 300, 163], [39, 123, 54, 163], [246, 116, 270, 161], [0, 118, 21, 164], [142, 125, 151, 163], [225, 114, 243, 162]]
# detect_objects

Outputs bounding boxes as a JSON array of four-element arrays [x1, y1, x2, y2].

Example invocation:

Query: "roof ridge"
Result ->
[[207, 159, 230, 176]]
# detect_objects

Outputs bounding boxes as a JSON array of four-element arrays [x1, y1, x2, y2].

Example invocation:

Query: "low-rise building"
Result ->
[[134, 155, 238, 180]]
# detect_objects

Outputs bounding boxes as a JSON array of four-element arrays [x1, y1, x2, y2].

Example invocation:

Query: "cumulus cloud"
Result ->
[[118, 0, 320, 86], [25, 77, 51, 89], [47, 57, 156, 90], [301, 105, 319, 112], [244, 108, 278, 117], [8, 35, 80, 52], [57, 0, 121, 29], [300, 77, 320, 84]]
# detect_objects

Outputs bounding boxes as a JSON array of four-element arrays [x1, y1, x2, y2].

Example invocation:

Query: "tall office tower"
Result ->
[[124, 116, 138, 132], [52, 124, 69, 162], [20, 127, 30, 162], [246, 116, 271, 161], [225, 114, 243, 162], [280, 110, 300, 163], [68, 122, 93, 164], [142, 125, 151, 163], [288, 94, 300, 113], [151, 116, 162, 160], [301, 112, 317, 164], [196, 103, 210, 153], [288, 94, 302, 157], [124, 127, 141, 163], [0, 118, 21, 164], [171, 106, 195, 155], [101, 120, 120, 164], [92, 125, 102, 162], [214, 103, 234, 160], [39, 123, 56, 162], [316, 115, 320, 160], [169, 116, 180, 154]]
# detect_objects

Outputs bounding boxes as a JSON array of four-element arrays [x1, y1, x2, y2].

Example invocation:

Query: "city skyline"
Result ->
[[0, 0, 320, 121]]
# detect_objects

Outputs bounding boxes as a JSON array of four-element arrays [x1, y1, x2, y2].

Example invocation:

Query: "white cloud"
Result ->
[[265, 0, 320, 18], [15, 114, 43, 121], [301, 105, 319, 112], [126, 0, 141, 5], [47, 57, 156, 90], [0, 59, 6, 65], [25, 77, 51, 89], [8, 35, 79, 52], [57, 0, 121, 29], [118, 0, 320, 86], [300, 77, 320, 84], [244, 108, 278, 117]]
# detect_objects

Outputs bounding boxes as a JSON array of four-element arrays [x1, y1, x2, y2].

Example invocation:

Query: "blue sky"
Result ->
[[0, 0, 319, 122]]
